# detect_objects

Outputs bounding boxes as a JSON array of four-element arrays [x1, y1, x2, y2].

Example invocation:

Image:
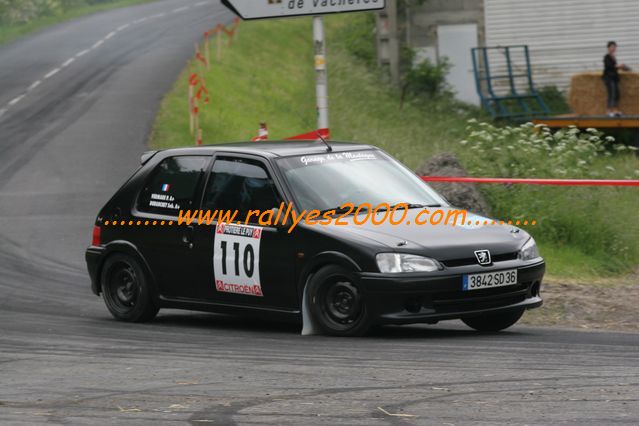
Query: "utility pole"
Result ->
[[313, 16, 329, 136], [376, 0, 400, 86]]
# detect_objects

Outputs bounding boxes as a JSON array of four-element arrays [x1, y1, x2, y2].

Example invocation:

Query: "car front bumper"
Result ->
[[359, 260, 545, 325]]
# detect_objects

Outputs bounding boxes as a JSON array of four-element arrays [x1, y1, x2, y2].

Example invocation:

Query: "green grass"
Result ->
[[0, 0, 155, 47], [150, 14, 639, 280], [151, 14, 478, 159]]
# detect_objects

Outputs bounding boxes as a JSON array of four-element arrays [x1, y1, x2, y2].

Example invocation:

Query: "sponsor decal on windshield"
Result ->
[[300, 151, 378, 166]]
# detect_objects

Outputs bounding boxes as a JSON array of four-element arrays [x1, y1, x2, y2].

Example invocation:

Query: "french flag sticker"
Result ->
[[161, 183, 171, 192]]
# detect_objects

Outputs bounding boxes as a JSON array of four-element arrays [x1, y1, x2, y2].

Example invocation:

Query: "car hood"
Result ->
[[322, 208, 530, 261]]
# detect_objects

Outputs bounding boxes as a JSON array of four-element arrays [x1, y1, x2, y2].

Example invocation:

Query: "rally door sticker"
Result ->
[[213, 223, 263, 297]]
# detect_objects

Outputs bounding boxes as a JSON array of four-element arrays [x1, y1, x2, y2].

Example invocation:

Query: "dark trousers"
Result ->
[[604, 77, 620, 109]]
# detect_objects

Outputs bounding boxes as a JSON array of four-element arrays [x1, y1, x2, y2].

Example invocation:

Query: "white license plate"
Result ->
[[463, 269, 518, 291]]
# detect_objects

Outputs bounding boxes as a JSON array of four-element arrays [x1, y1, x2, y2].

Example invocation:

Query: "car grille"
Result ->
[[441, 252, 518, 268]]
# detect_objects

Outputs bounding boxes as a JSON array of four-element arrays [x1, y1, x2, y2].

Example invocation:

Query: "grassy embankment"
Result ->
[[150, 15, 639, 280], [0, 0, 155, 46]]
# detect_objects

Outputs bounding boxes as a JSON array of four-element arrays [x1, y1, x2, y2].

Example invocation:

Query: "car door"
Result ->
[[194, 154, 298, 310], [133, 154, 211, 300]]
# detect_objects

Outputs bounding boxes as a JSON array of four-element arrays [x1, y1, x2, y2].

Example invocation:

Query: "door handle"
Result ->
[[182, 225, 194, 249]]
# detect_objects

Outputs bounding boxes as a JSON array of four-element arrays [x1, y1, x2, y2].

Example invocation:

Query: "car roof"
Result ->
[[153, 140, 377, 159]]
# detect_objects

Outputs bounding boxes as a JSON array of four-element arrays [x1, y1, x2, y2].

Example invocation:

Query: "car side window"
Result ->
[[137, 156, 208, 215], [203, 157, 281, 221]]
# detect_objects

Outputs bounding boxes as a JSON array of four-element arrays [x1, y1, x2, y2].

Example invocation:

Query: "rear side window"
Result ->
[[203, 157, 281, 220], [137, 156, 208, 215]]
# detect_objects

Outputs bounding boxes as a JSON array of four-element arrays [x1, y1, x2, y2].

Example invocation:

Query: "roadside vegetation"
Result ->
[[150, 13, 639, 279], [0, 0, 153, 46]]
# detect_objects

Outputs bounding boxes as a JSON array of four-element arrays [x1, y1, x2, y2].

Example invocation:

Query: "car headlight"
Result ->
[[376, 253, 441, 273], [518, 238, 541, 261]]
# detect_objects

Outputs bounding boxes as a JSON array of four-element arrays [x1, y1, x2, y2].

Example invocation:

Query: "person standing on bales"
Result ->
[[603, 41, 630, 117]]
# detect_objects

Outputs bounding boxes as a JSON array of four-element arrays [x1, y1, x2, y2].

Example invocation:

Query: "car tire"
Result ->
[[306, 265, 370, 337], [462, 308, 525, 332], [100, 253, 159, 322]]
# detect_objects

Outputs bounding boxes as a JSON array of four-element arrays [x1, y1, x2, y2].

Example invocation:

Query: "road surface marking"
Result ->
[[8, 95, 25, 106], [28, 81, 42, 91], [61, 58, 75, 68], [6, 3, 218, 119], [44, 68, 60, 79]]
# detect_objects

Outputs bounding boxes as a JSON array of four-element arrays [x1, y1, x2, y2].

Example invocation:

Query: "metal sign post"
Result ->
[[313, 16, 329, 134], [222, 0, 386, 138]]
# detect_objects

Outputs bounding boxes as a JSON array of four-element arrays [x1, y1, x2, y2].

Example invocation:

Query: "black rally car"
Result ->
[[86, 141, 544, 336]]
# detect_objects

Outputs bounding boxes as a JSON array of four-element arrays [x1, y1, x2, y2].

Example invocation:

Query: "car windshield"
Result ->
[[276, 149, 447, 212]]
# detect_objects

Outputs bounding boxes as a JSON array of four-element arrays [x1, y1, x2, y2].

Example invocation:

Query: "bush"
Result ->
[[399, 49, 453, 108], [337, 12, 376, 67], [537, 85, 571, 115], [0, 0, 118, 25], [0, 0, 63, 24], [461, 120, 639, 273], [402, 56, 452, 98]]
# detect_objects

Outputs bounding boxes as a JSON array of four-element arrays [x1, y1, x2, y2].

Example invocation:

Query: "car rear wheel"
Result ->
[[101, 253, 159, 322], [306, 265, 370, 337], [462, 308, 525, 332]]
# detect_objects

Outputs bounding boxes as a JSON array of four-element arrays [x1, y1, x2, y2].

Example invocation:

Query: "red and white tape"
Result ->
[[421, 176, 639, 187]]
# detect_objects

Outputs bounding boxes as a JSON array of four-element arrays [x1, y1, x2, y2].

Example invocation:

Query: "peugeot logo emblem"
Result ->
[[474, 249, 492, 265]]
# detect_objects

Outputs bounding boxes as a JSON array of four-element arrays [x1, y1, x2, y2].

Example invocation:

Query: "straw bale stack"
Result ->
[[568, 71, 639, 115]]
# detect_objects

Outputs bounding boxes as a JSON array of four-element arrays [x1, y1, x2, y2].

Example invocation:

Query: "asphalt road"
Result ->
[[0, 1, 638, 424]]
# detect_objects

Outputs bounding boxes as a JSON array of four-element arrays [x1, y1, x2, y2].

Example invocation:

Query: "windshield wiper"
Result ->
[[382, 202, 441, 211], [318, 206, 356, 216], [319, 203, 442, 215]]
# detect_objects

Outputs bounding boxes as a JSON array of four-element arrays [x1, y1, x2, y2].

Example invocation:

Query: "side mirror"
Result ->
[[271, 207, 291, 229]]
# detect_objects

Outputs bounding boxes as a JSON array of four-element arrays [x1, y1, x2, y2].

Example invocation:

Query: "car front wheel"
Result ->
[[101, 253, 159, 322], [306, 265, 371, 337], [462, 308, 525, 332]]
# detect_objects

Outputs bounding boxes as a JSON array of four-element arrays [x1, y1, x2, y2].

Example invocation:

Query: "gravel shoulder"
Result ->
[[522, 271, 639, 331]]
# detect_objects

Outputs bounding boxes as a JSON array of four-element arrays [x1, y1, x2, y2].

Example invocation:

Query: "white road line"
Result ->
[[61, 58, 75, 68], [7, 5, 189, 114], [44, 68, 60, 79], [28, 81, 42, 91], [8, 95, 25, 106], [195, 1, 208, 6]]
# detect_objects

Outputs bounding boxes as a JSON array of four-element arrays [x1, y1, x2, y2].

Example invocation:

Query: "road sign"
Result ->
[[222, 0, 386, 20]]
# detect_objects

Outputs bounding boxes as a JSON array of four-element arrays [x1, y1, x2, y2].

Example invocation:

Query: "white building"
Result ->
[[400, 0, 639, 103]]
